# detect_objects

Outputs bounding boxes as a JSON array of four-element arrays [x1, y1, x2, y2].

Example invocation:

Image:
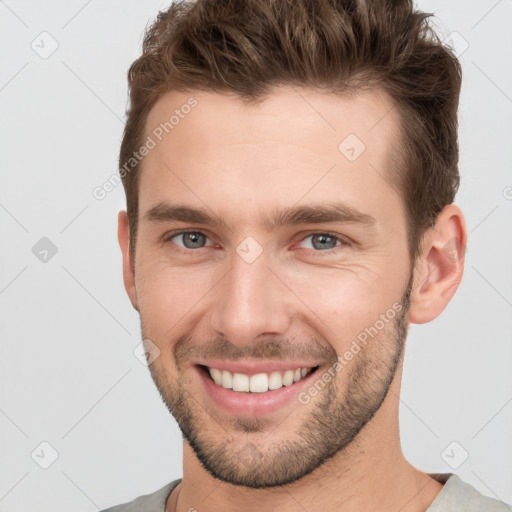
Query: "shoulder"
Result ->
[[99, 479, 182, 512], [427, 473, 511, 512]]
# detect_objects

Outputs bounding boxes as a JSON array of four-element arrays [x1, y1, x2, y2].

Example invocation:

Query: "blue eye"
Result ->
[[166, 231, 211, 249], [163, 230, 347, 254], [299, 233, 344, 251]]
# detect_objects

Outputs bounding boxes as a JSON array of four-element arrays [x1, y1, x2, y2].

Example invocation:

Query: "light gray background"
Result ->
[[1, 1, 511, 511]]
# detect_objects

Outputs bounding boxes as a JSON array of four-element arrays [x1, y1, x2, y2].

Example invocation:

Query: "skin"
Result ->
[[118, 86, 467, 512]]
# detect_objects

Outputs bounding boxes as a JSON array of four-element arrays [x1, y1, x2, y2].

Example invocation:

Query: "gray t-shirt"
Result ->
[[100, 473, 511, 511]]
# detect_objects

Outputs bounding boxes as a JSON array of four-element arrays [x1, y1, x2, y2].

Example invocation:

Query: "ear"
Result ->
[[408, 203, 467, 324], [118, 210, 139, 312]]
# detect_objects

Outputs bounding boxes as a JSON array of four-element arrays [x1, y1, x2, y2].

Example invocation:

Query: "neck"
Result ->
[[170, 366, 444, 512]]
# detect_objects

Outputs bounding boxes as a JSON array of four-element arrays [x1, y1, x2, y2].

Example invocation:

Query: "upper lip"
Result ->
[[193, 359, 320, 376]]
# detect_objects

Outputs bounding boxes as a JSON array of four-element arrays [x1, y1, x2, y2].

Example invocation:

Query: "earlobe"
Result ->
[[408, 204, 467, 324], [117, 210, 139, 312]]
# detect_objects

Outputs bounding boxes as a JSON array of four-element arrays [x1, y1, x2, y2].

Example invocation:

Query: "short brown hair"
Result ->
[[120, 0, 462, 266]]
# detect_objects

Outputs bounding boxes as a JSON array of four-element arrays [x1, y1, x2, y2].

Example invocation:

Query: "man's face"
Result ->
[[130, 86, 414, 487]]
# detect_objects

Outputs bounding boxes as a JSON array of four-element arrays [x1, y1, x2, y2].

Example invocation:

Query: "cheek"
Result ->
[[286, 266, 401, 350], [136, 267, 207, 375], [136, 261, 216, 329]]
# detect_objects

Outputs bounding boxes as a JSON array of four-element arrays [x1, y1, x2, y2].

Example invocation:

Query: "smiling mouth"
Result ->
[[198, 364, 320, 393]]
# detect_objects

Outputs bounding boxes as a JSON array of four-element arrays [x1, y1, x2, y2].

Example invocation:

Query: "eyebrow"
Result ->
[[143, 201, 377, 231]]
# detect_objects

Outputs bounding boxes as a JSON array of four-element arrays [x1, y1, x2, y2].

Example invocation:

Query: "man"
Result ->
[[102, 0, 510, 511]]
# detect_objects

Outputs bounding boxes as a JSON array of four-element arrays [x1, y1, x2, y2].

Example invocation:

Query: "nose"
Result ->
[[208, 246, 292, 349]]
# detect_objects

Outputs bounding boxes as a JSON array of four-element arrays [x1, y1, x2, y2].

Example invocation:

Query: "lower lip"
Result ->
[[195, 365, 320, 416]]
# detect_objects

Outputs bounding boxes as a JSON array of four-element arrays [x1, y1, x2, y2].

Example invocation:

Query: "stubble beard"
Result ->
[[144, 274, 413, 488]]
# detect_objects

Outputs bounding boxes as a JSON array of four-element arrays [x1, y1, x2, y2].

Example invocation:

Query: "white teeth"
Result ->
[[222, 370, 233, 389], [209, 368, 223, 386], [207, 366, 315, 393], [268, 371, 283, 390], [232, 372, 249, 392], [249, 373, 268, 393], [282, 370, 294, 386]]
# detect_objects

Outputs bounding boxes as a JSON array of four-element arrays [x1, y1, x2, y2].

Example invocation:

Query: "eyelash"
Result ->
[[162, 229, 349, 255]]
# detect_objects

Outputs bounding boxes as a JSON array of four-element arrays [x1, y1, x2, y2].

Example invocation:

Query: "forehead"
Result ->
[[145, 85, 399, 155], [139, 86, 403, 228]]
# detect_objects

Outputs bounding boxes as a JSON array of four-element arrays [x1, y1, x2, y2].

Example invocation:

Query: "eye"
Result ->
[[298, 232, 346, 252], [163, 230, 348, 254], [164, 230, 213, 250]]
